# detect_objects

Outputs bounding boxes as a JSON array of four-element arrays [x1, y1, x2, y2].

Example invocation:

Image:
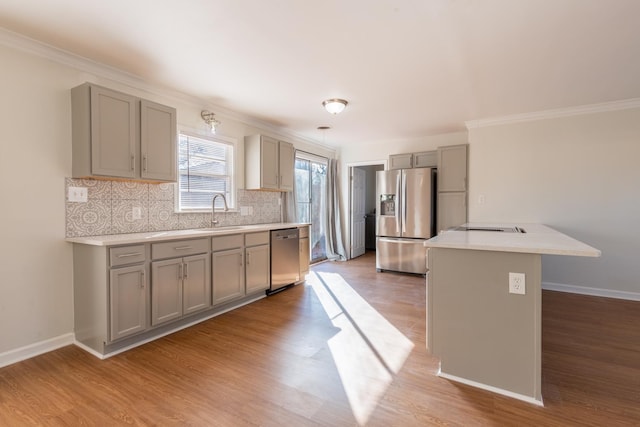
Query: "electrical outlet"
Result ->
[[68, 187, 88, 202], [509, 272, 526, 295], [132, 207, 142, 220]]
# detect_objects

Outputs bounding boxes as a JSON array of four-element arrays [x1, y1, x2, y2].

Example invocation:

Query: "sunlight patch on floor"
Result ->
[[307, 271, 415, 425]]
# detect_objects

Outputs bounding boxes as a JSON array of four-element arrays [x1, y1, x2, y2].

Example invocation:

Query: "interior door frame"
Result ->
[[346, 160, 387, 260]]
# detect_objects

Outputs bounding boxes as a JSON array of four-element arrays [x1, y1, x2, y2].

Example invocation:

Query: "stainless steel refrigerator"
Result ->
[[376, 168, 436, 274]]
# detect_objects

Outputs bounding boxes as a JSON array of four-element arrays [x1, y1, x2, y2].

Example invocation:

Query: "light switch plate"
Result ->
[[68, 186, 88, 202]]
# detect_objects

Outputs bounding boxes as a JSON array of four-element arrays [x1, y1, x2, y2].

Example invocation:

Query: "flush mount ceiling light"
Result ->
[[322, 98, 348, 115], [201, 110, 220, 133]]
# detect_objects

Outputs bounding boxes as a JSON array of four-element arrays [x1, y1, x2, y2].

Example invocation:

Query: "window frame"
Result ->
[[176, 129, 237, 213]]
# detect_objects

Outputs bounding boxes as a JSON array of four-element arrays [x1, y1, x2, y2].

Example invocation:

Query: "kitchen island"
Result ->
[[424, 223, 600, 405]]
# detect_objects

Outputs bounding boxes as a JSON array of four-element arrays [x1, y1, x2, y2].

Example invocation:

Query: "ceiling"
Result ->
[[1, 0, 640, 147]]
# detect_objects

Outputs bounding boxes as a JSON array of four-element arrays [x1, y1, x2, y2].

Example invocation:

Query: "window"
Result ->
[[178, 132, 235, 211], [295, 153, 328, 262]]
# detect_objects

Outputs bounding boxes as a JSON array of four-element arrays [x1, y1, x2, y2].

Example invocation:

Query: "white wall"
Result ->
[[0, 42, 333, 360], [468, 108, 640, 294], [0, 45, 76, 354], [338, 132, 468, 257]]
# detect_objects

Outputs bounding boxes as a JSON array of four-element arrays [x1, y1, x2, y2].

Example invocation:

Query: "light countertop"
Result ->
[[66, 223, 309, 246], [424, 223, 601, 257]]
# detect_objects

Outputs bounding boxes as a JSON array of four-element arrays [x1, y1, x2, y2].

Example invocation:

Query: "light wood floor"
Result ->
[[2, 251, 639, 426]]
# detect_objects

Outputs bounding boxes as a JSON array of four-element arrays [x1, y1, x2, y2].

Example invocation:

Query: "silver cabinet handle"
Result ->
[[174, 246, 192, 250], [130, 155, 135, 171], [143, 155, 148, 172], [183, 262, 188, 279], [179, 263, 183, 280], [140, 270, 145, 289], [246, 253, 250, 265], [117, 252, 143, 258]]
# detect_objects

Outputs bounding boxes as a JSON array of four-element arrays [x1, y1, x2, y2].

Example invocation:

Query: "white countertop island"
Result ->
[[423, 223, 600, 405], [424, 223, 600, 256]]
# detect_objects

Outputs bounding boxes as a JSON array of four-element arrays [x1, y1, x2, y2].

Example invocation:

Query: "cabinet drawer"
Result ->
[[152, 238, 210, 259], [298, 226, 309, 238], [110, 245, 146, 267], [245, 231, 269, 247], [211, 234, 243, 251]]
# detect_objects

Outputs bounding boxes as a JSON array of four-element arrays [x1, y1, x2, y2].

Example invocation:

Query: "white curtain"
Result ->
[[324, 158, 347, 261], [283, 190, 296, 223]]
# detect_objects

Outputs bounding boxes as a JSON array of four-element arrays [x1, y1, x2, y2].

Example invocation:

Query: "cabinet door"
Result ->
[[278, 141, 295, 191], [437, 192, 467, 233], [414, 151, 437, 168], [182, 254, 211, 316], [260, 136, 279, 190], [140, 100, 177, 182], [245, 245, 270, 294], [389, 153, 413, 170], [438, 145, 468, 192], [151, 259, 183, 326], [212, 248, 245, 305], [90, 85, 137, 179], [109, 264, 147, 341], [299, 237, 310, 277]]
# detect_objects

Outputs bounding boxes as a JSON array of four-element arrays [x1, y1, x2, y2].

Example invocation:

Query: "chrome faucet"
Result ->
[[211, 193, 229, 227]]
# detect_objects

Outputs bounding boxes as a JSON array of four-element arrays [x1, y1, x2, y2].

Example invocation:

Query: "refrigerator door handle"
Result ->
[[402, 171, 407, 234], [395, 171, 402, 234], [378, 237, 421, 244]]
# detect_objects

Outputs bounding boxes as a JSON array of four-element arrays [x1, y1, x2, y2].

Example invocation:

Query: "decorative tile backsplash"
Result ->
[[65, 178, 282, 237]]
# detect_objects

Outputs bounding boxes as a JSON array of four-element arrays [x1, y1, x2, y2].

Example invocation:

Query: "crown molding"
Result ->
[[0, 26, 335, 155], [465, 98, 640, 130]]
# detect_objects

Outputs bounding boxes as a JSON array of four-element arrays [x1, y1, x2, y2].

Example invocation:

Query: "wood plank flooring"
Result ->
[[1, 251, 639, 426]]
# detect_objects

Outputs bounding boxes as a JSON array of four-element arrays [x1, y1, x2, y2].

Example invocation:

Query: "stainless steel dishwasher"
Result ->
[[269, 228, 300, 293]]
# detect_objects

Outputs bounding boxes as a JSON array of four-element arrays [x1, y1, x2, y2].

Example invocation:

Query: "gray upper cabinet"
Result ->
[[413, 151, 438, 168], [140, 100, 177, 181], [389, 153, 413, 170], [71, 83, 177, 182], [389, 151, 437, 170], [437, 144, 468, 192], [278, 140, 295, 191], [245, 134, 295, 191]]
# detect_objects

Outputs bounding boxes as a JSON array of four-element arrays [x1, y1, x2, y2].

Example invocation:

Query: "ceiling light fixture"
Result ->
[[201, 110, 220, 133], [322, 99, 348, 115]]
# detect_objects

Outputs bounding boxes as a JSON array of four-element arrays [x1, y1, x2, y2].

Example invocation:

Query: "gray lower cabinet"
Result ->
[[151, 239, 211, 326], [151, 253, 211, 326], [245, 231, 270, 295], [245, 245, 270, 294], [299, 226, 310, 278], [109, 264, 147, 341], [212, 248, 245, 304]]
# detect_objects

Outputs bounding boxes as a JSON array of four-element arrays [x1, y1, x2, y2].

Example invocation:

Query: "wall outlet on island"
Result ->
[[509, 272, 526, 295]]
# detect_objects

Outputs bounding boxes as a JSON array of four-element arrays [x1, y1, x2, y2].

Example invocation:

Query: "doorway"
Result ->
[[349, 162, 385, 259], [295, 153, 328, 263]]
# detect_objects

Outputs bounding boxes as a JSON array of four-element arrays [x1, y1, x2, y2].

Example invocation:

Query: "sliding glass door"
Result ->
[[295, 154, 327, 263]]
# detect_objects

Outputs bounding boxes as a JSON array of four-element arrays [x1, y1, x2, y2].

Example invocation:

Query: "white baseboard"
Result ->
[[0, 333, 75, 369], [542, 281, 640, 301], [437, 369, 544, 407]]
